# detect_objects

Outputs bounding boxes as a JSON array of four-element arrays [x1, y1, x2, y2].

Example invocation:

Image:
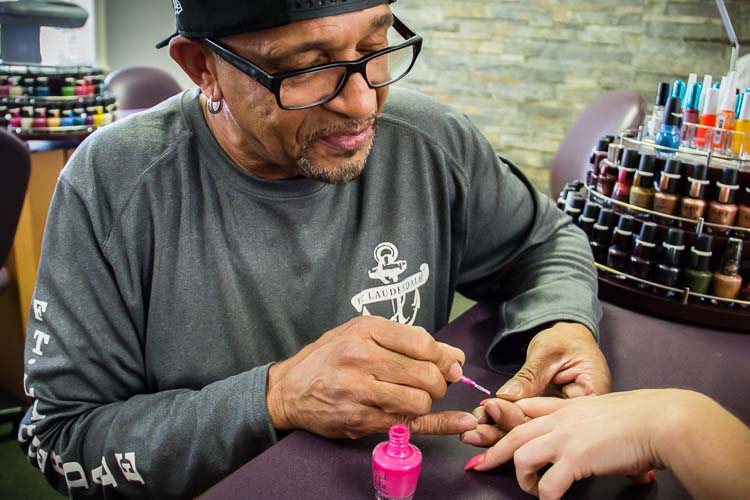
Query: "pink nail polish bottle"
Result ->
[[372, 424, 422, 500]]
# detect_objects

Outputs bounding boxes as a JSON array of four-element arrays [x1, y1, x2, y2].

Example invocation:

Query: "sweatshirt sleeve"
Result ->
[[18, 176, 278, 499], [452, 116, 602, 375]]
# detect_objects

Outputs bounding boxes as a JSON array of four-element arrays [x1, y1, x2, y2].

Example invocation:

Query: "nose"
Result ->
[[323, 71, 378, 120]]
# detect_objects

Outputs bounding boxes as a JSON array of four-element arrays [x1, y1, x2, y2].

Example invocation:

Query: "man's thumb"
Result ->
[[496, 361, 548, 401]]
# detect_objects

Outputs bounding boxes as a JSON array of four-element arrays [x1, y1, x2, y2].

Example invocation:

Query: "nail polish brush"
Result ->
[[459, 376, 491, 395]]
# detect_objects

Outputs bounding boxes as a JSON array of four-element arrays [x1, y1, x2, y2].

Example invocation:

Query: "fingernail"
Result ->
[[461, 431, 481, 446], [463, 453, 484, 471], [448, 362, 463, 381], [648, 470, 656, 482], [498, 379, 522, 396], [458, 414, 477, 431], [479, 399, 489, 407]]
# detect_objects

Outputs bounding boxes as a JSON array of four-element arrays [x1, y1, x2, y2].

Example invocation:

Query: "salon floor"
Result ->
[[0, 295, 476, 498]]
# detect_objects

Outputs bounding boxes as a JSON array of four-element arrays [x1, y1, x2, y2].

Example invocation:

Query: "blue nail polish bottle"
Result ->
[[655, 96, 682, 154]]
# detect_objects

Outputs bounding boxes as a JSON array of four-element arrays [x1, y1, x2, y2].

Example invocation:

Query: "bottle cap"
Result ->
[[689, 163, 708, 181], [596, 207, 617, 228], [693, 233, 714, 253], [698, 75, 713, 110], [685, 82, 702, 111], [620, 148, 641, 170], [595, 136, 612, 152], [637, 222, 658, 243], [638, 154, 656, 173], [672, 80, 686, 100], [564, 192, 585, 213], [664, 227, 685, 247], [615, 214, 634, 233], [719, 166, 739, 187], [701, 88, 720, 115], [663, 158, 682, 175], [581, 202, 601, 221], [662, 96, 682, 127], [738, 91, 750, 121], [655, 82, 670, 106], [689, 234, 714, 271], [719, 71, 737, 113]]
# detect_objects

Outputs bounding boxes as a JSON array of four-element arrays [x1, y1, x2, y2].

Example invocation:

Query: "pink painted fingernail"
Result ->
[[479, 399, 489, 407], [463, 453, 484, 471], [648, 470, 656, 482]]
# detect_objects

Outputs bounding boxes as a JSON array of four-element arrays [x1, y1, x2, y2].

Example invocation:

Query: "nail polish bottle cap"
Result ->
[[655, 82, 670, 106], [701, 88, 720, 115], [663, 158, 682, 175], [662, 96, 682, 127], [596, 136, 613, 152], [637, 222, 659, 243], [672, 80, 686, 100], [742, 185, 750, 206], [620, 148, 641, 170], [595, 207, 617, 228], [614, 214, 634, 233], [637, 154, 656, 173], [685, 82, 702, 111], [664, 227, 685, 248], [719, 167, 739, 187], [738, 91, 750, 121], [698, 75, 713, 109], [689, 234, 714, 271], [720, 89, 738, 114], [658, 159, 682, 194], [581, 202, 601, 221], [564, 192, 585, 213], [719, 238, 743, 276]]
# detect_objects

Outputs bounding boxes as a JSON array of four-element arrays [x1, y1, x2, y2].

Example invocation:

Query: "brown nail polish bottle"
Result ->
[[710, 238, 743, 299], [628, 222, 659, 280], [735, 185, 750, 230], [611, 148, 640, 203], [679, 163, 709, 221], [707, 167, 739, 228], [653, 159, 683, 217], [606, 215, 635, 273], [586, 136, 613, 189], [629, 154, 657, 210]]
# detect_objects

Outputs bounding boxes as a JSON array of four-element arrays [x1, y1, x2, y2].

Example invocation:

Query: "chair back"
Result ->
[[550, 90, 645, 197], [0, 131, 30, 266], [104, 65, 183, 115]]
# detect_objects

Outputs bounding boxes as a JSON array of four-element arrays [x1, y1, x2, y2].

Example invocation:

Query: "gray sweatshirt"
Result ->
[[19, 87, 600, 498]]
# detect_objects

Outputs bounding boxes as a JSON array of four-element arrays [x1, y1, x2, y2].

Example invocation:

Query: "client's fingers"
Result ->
[[460, 424, 507, 448]]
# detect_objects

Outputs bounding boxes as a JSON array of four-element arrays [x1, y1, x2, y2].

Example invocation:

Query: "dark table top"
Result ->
[[202, 301, 750, 499]]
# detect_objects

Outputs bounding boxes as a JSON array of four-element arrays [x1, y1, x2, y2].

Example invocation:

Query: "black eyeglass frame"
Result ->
[[201, 15, 422, 110]]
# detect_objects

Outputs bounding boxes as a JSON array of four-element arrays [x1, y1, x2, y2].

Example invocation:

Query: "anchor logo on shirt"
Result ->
[[351, 242, 429, 325]]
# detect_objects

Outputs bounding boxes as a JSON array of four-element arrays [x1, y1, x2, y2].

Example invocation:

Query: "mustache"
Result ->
[[303, 113, 380, 146]]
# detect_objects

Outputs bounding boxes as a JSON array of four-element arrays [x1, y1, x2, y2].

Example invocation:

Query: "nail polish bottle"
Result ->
[[682, 234, 714, 295], [683, 74, 698, 110], [628, 222, 659, 280], [9, 76, 23, 97], [563, 192, 585, 224], [372, 424, 422, 500], [578, 202, 601, 238], [590, 208, 617, 264], [698, 75, 713, 112], [73, 100, 86, 126], [46, 104, 61, 128], [23, 77, 35, 96], [652, 228, 685, 290], [695, 87, 720, 149], [711, 83, 737, 152], [629, 154, 657, 210], [611, 148, 640, 203], [710, 238, 743, 300], [556, 181, 583, 210], [61, 76, 76, 96], [730, 91, 750, 158], [60, 103, 75, 127], [586, 136, 613, 188], [681, 82, 702, 145], [35, 76, 50, 97], [647, 82, 670, 139], [607, 215, 634, 273], [33, 107, 47, 128], [8, 103, 21, 128], [20, 106, 33, 129], [707, 167, 739, 228], [679, 163, 709, 222], [655, 96, 682, 155], [653, 159, 683, 217], [85, 99, 97, 126], [736, 185, 750, 230], [0, 75, 9, 96]]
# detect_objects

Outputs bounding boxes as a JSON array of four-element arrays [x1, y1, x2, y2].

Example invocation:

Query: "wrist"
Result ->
[[266, 361, 293, 431], [650, 389, 714, 469]]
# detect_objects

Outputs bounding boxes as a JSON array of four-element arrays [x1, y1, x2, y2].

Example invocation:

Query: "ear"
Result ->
[[169, 37, 223, 100]]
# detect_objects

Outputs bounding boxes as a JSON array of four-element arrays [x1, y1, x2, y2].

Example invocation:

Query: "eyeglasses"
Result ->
[[202, 15, 422, 110]]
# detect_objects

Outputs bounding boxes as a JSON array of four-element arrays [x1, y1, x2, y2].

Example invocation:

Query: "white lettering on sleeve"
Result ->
[[115, 452, 145, 484], [37, 447, 48, 472], [31, 330, 50, 356], [92, 456, 118, 488], [50, 451, 65, 476], [30, 400, 46, 422], [63, 461, 89, 489], [33, 300, 48, 321], [23, 374, 35, 398]]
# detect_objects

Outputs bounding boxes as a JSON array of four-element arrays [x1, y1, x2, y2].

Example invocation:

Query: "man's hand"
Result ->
[[266, 316, 478, 439], [496, 322, 611, 401]]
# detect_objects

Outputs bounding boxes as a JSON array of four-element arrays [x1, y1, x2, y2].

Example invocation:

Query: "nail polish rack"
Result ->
[[567, 131, 750, 332], [0, 63, 118, 141]]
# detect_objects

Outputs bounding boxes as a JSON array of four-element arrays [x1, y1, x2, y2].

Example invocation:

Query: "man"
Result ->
[[19, 0, 609, 497]]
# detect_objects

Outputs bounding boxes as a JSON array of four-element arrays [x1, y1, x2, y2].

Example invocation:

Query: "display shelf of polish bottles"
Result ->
[[0, 63, 118, 141], [559, 131, 750, 333]]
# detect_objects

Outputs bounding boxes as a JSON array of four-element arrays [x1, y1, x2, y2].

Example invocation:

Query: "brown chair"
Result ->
[[104, 65, 183, 117], [0, 131, 30, 293], [550, 90, 645, 197]]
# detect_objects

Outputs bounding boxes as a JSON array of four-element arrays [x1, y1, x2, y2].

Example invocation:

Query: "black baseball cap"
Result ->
[[156, 0, 397, 49]]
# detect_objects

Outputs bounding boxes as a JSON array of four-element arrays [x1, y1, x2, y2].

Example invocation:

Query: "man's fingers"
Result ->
[[537, 460, 577, 500], [372, 355, 448, 400], [515, 397, 568, 418], [496, 357, 563, 402], [483, 398, 532, 432], [472, 416, 554, 471], [365, 382, 433, 416], [406, 411, 478, 435], [460, 424, 507, 447]]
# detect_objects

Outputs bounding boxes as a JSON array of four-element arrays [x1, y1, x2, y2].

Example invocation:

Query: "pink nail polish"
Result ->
[[648, 470, 656, 482], [372, 424, 422, 500], [479, 399, 489, 407], [463, 453, 484, 471]]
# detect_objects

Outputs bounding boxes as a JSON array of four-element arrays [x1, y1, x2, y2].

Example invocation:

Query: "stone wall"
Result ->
[[392, 0, 748, 192]]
